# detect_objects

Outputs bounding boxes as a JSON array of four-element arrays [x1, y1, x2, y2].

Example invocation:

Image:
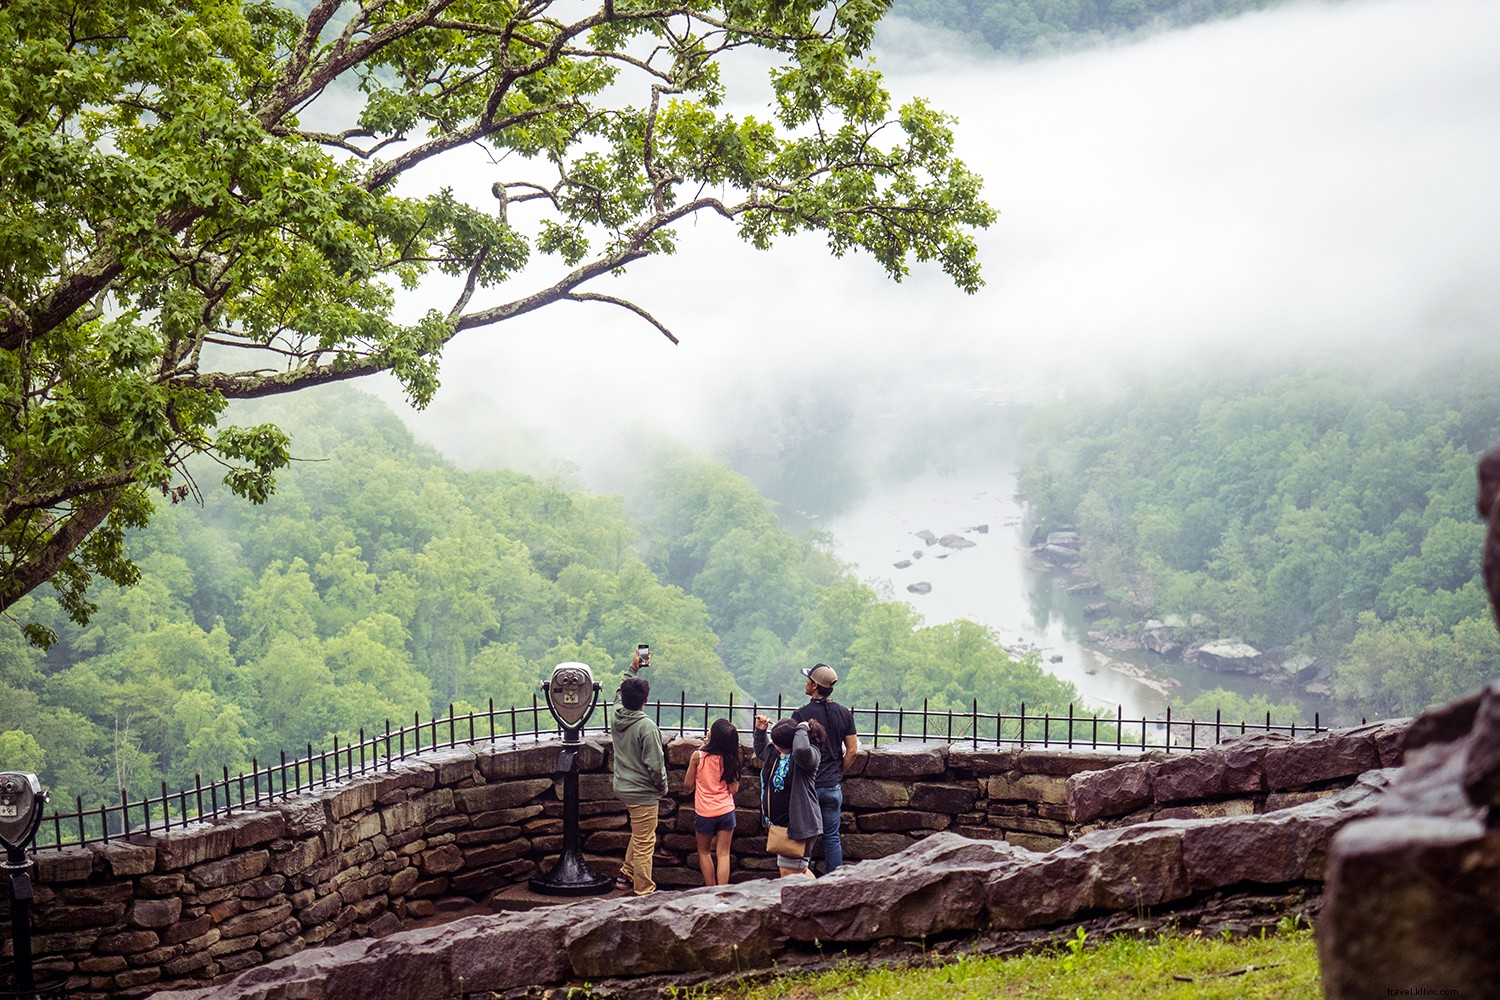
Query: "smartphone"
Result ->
[[636, 643, 650, 665]]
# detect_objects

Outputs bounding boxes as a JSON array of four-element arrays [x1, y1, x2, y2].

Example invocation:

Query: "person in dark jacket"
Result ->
[[753, 715, 823, 877], [612, 651, 667, 895], [790, 662, 858, 873]]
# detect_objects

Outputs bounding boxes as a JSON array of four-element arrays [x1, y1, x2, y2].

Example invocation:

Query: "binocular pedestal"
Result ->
[[528, 741, 613, 896], [528, 664, 613, 897], [3, 849, 34, 995]]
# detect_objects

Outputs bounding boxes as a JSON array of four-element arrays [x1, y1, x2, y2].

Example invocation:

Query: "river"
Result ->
[[810, 464, 1345, 727]]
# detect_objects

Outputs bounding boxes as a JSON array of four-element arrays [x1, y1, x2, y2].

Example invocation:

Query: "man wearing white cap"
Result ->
[[790, 662, 858, 873]]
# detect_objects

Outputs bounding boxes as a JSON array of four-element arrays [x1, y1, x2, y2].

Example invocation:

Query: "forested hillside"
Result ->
[[891, 0, 1296, 55], [0, 387, 1076, 816], [1017, 359, 1500, 721]]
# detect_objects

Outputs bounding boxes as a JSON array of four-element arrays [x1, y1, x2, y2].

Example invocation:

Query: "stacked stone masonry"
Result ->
[[0, 721, 1409, 998]]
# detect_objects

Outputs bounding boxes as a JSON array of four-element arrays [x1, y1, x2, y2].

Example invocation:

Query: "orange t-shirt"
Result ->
[[693, 752, 737, 818]]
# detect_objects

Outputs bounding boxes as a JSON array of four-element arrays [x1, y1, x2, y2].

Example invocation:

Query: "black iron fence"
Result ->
[[28, 694, 1346, 852]]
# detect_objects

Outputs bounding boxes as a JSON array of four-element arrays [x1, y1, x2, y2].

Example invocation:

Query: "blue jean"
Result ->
[[815, 785, 844, 873]]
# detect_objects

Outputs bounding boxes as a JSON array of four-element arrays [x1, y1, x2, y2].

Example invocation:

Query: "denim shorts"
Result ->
[[694, 811, 737, 836]]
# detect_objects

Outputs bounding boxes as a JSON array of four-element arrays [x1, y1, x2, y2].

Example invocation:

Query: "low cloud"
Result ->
[[370, 0, 1500, 482]]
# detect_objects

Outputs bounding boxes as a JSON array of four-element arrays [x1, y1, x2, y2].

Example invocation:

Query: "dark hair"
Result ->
[[771, 718, 827, 752], [620, 675, 649, 711], [705, 718, 740, 786]]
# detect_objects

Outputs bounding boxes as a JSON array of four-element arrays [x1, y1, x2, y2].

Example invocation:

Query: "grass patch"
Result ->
[[708, 927, 1320, 1000]]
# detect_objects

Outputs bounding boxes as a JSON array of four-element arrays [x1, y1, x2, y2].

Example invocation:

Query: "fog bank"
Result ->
[[371, 0, 1500, 491]]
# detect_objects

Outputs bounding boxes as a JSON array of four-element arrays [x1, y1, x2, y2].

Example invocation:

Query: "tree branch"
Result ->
[[0, 490, 125, 617], [566, 292, 679, 344]]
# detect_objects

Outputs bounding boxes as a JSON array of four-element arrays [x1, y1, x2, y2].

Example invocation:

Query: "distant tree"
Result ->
[[0, 0, 993, 642], [0, 730, 46, 775], [1172, 687, 1304, 730]]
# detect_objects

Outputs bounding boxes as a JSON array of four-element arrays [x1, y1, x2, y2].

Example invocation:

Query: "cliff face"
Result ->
[[0, 718, 1411, 999]]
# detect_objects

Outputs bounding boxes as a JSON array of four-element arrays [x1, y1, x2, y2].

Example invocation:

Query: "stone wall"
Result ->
[[0, 722, 1406, 998]]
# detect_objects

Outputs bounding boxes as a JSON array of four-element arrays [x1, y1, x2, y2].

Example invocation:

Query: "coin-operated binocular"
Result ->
[[1, 771, 50, 995], [528, 664, 613, 896], [0, 772, 45, 856]]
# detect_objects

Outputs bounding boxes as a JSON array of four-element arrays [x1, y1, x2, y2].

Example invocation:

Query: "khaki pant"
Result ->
[[619, 802, 659, 895]]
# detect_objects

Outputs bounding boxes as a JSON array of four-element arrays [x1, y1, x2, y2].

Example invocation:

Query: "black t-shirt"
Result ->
[[791, 698, 855, 788]]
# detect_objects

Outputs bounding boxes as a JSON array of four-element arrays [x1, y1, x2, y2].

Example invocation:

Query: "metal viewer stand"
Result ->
[[527, 663, 614, 896], [0, 772, 63, 998]]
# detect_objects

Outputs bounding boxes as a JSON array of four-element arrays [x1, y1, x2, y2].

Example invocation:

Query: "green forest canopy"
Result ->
[[1017, 357, 1500, 722], [0, 387, 1077, 814]]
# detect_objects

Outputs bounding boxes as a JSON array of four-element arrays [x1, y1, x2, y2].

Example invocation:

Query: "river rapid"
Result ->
[[810, 464, 1344, 728]]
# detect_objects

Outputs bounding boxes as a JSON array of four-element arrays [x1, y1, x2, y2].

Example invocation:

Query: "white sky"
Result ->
[[364, 0, 1500, 480]]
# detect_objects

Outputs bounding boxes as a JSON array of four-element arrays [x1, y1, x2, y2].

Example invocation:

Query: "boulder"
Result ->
[[1179, 779, 1385, 890], [566, 880, 785, 976], [779, 832, 1031, 942], [1321, 817, 1499, 998], [986, 822, 1192, 929], [1461, 682, 1500, 810], [1193, 641, 1262, 673], [906, 581, 932, 595], [152, 907, 596, 1000], [1040, 545, 1080, 566], [938, 534, 976, 549], [1319, 688, 1500, 999], [1277, 654, 1320, 683]]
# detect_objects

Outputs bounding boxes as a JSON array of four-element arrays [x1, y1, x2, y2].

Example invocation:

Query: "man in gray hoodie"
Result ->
[[612, 651, 667, 895]]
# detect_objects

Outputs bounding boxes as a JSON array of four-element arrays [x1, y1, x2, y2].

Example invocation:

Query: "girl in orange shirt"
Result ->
[[684, 718, 741, 886]]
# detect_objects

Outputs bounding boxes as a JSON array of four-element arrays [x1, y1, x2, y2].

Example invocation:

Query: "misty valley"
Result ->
[[3, 348, 1495, 820]]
